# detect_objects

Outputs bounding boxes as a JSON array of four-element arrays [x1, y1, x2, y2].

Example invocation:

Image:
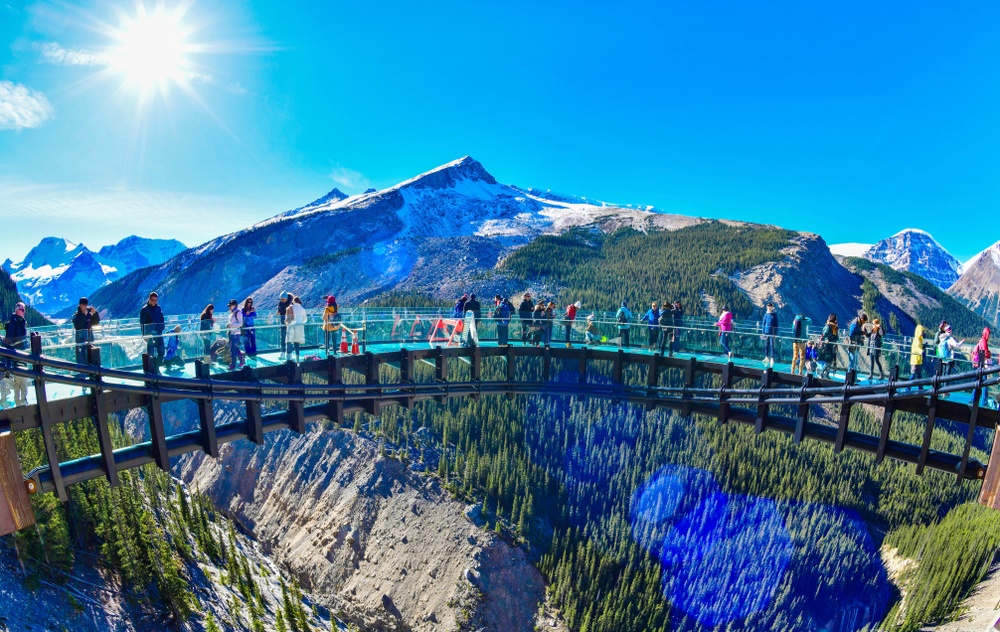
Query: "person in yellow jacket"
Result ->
[[909, 325, 925, 382], [322, 295, 342, 355]]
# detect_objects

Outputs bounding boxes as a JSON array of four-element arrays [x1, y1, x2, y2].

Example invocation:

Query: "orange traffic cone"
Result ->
[[339, 334, 348, 355], [351, 335, 360, 355]]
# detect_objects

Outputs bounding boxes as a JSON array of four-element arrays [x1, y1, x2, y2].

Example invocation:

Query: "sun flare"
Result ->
[[110, 5, 194, 95]]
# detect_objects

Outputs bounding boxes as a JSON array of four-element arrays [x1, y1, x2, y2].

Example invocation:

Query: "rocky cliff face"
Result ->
[[729, 232, 867, 324], [174, 418, 546, 631], [949, 241, 1000, 326]]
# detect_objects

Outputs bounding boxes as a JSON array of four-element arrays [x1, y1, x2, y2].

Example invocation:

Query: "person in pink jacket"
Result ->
[[973, 327, 992, 369], [716, 307, 734, 359], [974, 327, 994, 408]]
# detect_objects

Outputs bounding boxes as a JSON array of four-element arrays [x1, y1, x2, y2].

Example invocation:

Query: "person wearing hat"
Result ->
[[140, 291, 165, 368], [323, 295, 341, 355], [585, 314, 599, 346], [615, 301, 633, 348], [277, 292, 292, 358], [72, 296, 100, 365], [936, 325, 964, 376], [226, 299, 246, 371], [517, 292, 535, 346]]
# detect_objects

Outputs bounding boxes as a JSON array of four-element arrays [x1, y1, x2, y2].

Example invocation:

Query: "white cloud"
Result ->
[[0, 81, 54, 130], [329, 166, 370, 192], [226, 82, 248, 94], [40, 42, 110, 66]]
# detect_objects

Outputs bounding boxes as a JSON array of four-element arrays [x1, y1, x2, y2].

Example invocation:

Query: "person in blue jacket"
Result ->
[[241, 297, 258, 359], [140, 291, 165, 368], [761, 302, 779, 368], [642, 302, 660, 350], [493, 297, 512, 346]]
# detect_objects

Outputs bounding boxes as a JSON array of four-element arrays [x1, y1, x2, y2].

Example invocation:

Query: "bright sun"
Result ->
[[110, 5, 193, 95]]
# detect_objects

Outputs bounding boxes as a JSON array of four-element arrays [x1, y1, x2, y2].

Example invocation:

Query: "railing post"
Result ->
[[400, 349, 415, 410], [834, 370, 856, 453], [646, 354, 660, 410], [194, 360, 219, 457], [287, 361, 305, 434], [917, 370, 941, 476], [755, 368, 772, 435], [327, 356, 345, 424], [143, 353, 170, 471], [32, 334, 66, 501], [681, 356, 696, 417], [88, 346, 118, 487], [365, 351, 381, 417], [958, 367, 986, 484], [876, 365, 899, 463], [242, 366, 264, 445], [506, 345, 516, 400], [718, 362, 733, 424], [793, 372, 811, 443]]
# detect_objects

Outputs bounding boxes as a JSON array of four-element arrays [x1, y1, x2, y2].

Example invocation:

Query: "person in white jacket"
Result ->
[[285, 295, 308, 361], [226, 299, 245, 370], [937, 325, 964, 376]]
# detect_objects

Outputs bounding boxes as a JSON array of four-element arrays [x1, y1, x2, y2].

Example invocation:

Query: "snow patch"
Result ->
[[828, 243, 873, 258]]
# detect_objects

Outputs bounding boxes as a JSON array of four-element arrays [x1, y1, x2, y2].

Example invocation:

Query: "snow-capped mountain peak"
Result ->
[[863, 229, 962, 290], [6, 236, 186, 316]]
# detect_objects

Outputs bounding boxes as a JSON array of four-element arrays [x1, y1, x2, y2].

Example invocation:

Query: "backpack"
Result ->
[[792, 317, 804, 340], [847, 318, 862, 341], [937, 338, 949, 360], [617, 311, 628, 324]]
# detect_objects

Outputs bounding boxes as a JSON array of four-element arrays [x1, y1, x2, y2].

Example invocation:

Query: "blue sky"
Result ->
[[1, 1, 997, 263]]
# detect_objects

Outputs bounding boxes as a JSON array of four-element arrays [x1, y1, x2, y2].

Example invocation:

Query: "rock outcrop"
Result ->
[[949, 241, 1000, 326], [175, 420, 546, 631]]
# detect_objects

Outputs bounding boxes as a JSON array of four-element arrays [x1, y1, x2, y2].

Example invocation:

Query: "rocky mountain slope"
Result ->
[[173, 409, 547, 632], [949, 240, 1000, 327], [3, 236, 185, 316], [89, 156, 700, 317], [0, 475, 331, 632], [862, 229, 963, 291]]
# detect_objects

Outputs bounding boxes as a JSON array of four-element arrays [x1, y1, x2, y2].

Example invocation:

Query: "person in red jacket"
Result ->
[[564, 301, 580, 347]]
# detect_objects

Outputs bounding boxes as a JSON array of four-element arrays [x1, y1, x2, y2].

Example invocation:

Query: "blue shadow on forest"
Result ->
[[630, 465, 890, 629]]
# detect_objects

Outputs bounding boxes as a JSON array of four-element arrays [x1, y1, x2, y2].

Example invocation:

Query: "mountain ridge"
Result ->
[[4, 235, 186, 316]]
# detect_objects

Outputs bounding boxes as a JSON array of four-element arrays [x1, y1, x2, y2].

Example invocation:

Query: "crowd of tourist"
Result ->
[[0, 291, 995, 393]]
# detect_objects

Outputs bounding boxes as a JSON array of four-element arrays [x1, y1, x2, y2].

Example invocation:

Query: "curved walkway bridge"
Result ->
[[0, 309, 998, 534]]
